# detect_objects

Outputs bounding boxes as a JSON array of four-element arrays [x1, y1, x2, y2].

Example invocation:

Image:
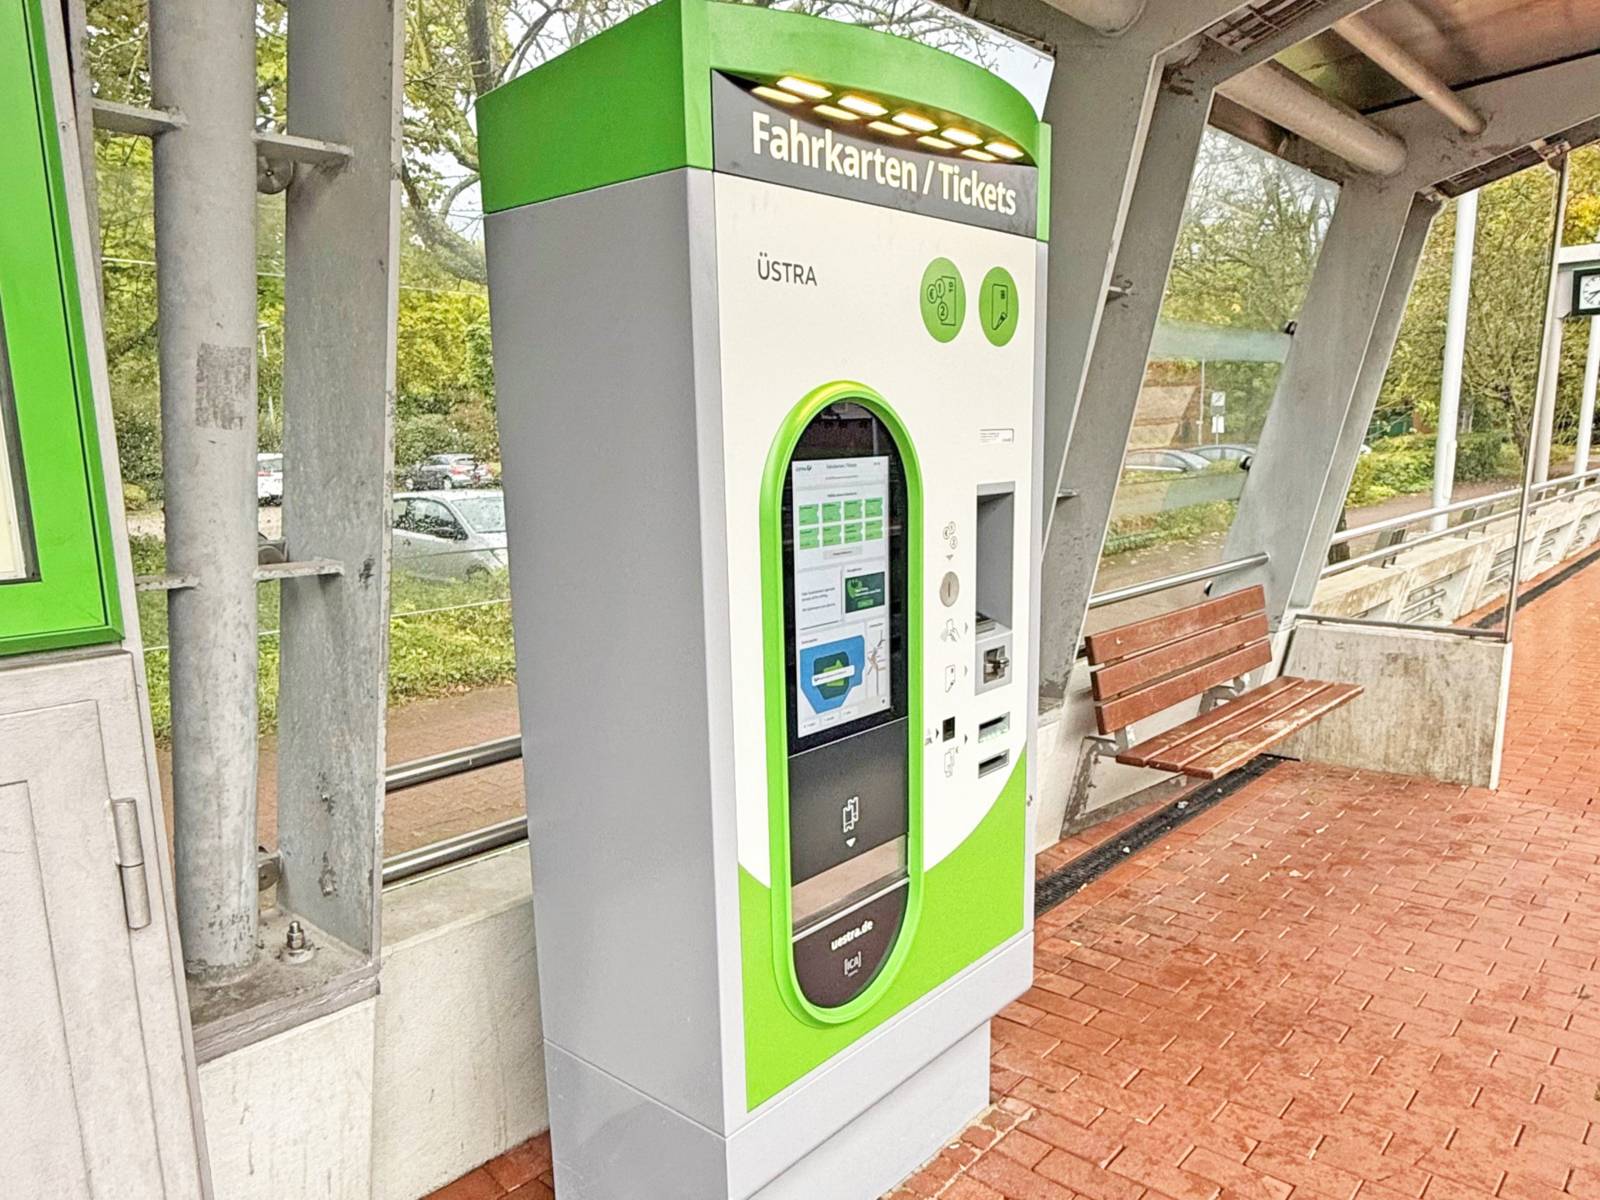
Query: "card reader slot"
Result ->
[[978, 713, 1010, 744], [977, 748, 1011, 778]]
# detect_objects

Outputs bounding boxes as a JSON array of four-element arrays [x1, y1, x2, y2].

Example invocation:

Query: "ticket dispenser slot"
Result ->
[[781, 400, 911, 1010], [974, 485, 1014, 695]]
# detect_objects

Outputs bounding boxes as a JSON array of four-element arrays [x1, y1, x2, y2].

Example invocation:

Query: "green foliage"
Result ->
[[1343, 432, 1519, 507], [113, 399, 163, 496], [132, 531, 518, 742], [1104, 502, 1236, 558]]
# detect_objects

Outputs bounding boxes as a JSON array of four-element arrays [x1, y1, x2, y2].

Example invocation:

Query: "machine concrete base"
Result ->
[[543, 934, 1029, 1200], [545, 1025, 990, 1200], [751, 1024, 989, 1200]]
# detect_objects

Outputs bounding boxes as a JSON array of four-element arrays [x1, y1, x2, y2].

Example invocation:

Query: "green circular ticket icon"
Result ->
[[920, 258, 965, 343], [979, 266, 1019, 347]]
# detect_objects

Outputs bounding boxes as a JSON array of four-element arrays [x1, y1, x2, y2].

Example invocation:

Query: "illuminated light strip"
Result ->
[[916, 135, 955, 150], [752, 85, 803, 106], [985, 140, 1025, 160], [961, 148, 998, 162], [776, 75, 831, 100], [941, 127, 982, 147], [837, 94, 888, 118], [867, 120, 909, 137], [891, 110, 938, 133], [813, 103, 860, 122]]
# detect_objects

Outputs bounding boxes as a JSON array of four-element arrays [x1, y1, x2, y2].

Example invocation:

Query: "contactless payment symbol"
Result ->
[[980, 266, 1019, 347], [920, 257, 965, 343]]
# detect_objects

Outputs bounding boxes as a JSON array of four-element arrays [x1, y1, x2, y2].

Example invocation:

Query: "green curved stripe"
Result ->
[[757, 380, 924, 1027], [740, 752, 1027, 1110]]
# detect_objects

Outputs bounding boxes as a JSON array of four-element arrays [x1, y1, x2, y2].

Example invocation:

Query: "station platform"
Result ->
[[429, 558, 1600, 1200]]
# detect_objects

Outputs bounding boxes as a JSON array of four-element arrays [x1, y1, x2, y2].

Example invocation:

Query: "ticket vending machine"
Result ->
[[482, 2, 1047, 1194], [0, 1, 209, 1195]]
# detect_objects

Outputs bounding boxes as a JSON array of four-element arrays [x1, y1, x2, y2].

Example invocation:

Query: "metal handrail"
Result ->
[[1320, 470, 1600, 578], [1329, 466, 1600, 547], [1086, 552, 1269, 610], [382, 816, 529, 887], [385, 735, 521, 793]]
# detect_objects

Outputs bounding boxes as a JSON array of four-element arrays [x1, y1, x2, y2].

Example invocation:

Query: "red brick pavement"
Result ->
[[430, 560, 1600, 1200]]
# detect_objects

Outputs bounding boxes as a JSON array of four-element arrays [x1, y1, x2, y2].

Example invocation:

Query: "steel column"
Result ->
[[1530, 155, 1572, 487], [1037, 79, 1214, 701], [276, 0, 404, 957], [150, 0, 261, 978], [1578, 320, 1600, 475], [1432, 188, 1477, 530], [1220, 181, 1428, 623]]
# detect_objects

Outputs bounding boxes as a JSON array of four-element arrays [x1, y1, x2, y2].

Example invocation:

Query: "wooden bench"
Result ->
[[1084, 585, 1362, 780]]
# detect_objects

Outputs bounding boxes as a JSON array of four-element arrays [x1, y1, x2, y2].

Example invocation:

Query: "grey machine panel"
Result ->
[[486, 168, 739, 1133]]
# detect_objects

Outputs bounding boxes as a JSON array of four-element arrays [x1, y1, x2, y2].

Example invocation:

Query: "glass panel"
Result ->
[[1088, 130, 1339, 634], [0, 306, 36, 584]]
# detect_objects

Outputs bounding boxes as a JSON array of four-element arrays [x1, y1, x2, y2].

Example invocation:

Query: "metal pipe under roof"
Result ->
[[1042, 0, 1145, 37], [1334, 12, 1486, 136], [1218, 60, 1407, 177]]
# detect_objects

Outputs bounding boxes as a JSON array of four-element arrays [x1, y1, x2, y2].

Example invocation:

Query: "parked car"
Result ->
[[403, 453, 493, 490], [391, 489, 508, 581], [257, 453, 283, 505], [1190, 443, 1255, 464], [1122, 448, 1212, 475]]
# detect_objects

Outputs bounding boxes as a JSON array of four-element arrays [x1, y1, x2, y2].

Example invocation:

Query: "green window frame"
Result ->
[[0, 0, 122, 655]]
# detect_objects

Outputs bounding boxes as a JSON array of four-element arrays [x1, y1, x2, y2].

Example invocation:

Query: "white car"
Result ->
[[257, 453, 283, 505], [391, 489, 509, 581]]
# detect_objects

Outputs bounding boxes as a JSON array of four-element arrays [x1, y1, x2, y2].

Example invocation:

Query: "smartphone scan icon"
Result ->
[[989, 281, 1010, 331]]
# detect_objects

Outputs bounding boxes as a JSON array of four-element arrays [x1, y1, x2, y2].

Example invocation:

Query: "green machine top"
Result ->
[[477, 0, 1050, 238], [0, 0, 122, 656]]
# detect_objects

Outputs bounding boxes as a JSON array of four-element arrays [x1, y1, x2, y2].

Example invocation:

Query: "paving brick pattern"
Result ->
[[430, 561, 1600, 1200]]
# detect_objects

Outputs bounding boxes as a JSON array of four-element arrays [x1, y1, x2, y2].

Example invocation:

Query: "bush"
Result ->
[[1455, 431, 1511, 482], [1345, 431, 1520, 506], [114, 401, 163, 498]]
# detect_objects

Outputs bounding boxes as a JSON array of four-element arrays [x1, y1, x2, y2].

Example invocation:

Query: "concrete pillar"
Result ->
[[1037, 80, 1214, 702], [1221, 181, 1432, 624], [1432, 188, 1477, 530], [1037, 50, 1164, 536], [150, 0, 260, 978]]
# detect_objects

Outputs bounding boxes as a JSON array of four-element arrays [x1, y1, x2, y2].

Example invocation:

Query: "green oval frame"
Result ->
[[758, 379, 924, 1027]]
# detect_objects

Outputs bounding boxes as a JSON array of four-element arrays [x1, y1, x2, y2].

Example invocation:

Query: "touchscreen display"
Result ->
[[790, 456, 892, 738]]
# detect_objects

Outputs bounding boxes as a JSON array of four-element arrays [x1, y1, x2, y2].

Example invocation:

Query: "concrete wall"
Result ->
[[1278, 623, 1512, 789], [199, 848, 546, 1200], [1313, 490, 1600, 625], [200, 1000, 378, 1200]]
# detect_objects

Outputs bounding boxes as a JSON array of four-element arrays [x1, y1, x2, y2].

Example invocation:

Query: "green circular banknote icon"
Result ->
[[920, 258, 965, 343], [979, 266, 1019, 347]]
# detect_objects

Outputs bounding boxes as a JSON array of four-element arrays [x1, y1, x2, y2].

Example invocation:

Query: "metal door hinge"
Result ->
[[111, 798, 153, 931]]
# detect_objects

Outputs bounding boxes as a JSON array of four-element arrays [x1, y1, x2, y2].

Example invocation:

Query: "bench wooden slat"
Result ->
[[1094, 639, 1272, 734], [1112, 675, 1300, 765], [1168, 682, 1363, 780], [1090, 612, 1270, 701], [1140, 678, 1331, 772], [1085, 584, 1266, 665]]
